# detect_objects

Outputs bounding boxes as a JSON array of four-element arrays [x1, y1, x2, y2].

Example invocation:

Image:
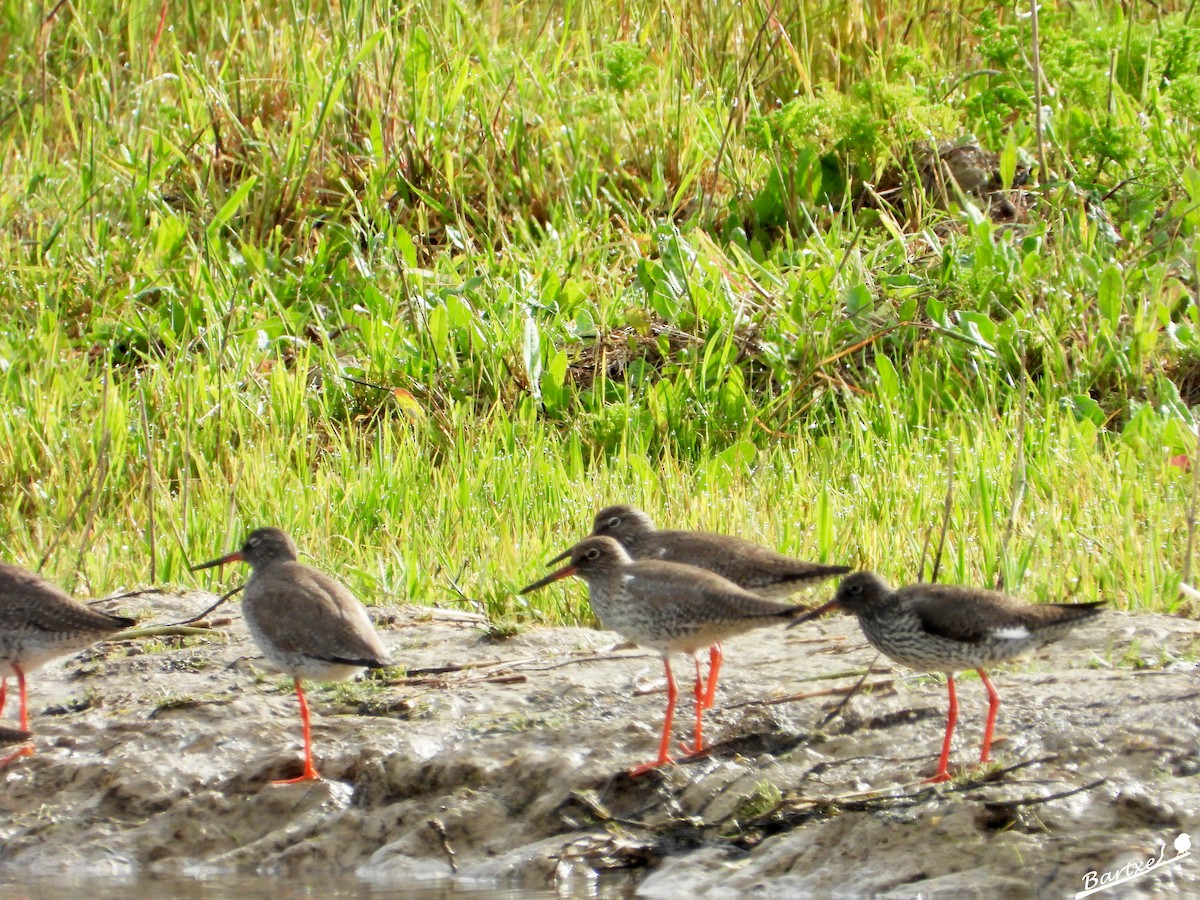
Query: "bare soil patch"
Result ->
[[1, 591, 1198, 897]]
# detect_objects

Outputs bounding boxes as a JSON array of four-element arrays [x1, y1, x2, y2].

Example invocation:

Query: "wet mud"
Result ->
[[1, 591, 1198, 897]]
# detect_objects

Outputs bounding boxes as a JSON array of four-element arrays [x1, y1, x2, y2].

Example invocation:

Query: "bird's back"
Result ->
[[897, 583, 1104, 644], [0, 563, 132, 634], [650, 530, 848, 599], [0, 563, 134, 672], [592, 558, 802, 654], [242, 561, 391, 670], [859, 583, 1103, 672]]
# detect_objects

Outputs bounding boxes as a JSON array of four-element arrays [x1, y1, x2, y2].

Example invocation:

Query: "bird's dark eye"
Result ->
[[586, 548, 600, 560], [607, 517, 621, 528], [849, 583, 863, 595], [247, 536, 259, 547]]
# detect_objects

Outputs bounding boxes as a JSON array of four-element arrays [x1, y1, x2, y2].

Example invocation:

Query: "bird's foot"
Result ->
[[627, 756, 674, 778], [0, 745, 34, 769], [272, 763, 321, 785]]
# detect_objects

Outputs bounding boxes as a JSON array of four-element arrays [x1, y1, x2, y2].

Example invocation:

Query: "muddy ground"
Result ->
[[1, 589, 1198, 897]]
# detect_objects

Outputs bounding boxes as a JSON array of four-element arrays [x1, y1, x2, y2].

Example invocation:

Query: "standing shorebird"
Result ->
[[793, 571, 1104, 783], [585, 505, 849, 724], [0, 563, 134, 766], [192, 527, 392, 784], [521, 535, 808, 776], [588, 506, 850, 600]]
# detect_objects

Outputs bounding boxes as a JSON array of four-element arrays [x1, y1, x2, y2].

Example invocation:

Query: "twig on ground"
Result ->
[[820, 653, 885, 727], [725, 679, 895, 712], [976, 778, 1107, 809], [161, 584, 244, 626], [109, 625, 222, 641], [515, 651, 656, 673], [428, 818, 458, 874]]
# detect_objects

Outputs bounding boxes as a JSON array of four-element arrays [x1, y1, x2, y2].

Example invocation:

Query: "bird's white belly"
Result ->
[[0, 640, 89, 676], [243, 618, 365, 682], [261, 650, 365, 682]]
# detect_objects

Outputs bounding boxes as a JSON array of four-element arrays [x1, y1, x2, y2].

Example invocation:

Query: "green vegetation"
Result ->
[[0, 0, 1195, 621]]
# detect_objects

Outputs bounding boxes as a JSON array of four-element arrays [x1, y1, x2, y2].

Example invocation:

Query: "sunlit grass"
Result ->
[[0, 343, 1185, 621], [0, 0, 1195, 622]]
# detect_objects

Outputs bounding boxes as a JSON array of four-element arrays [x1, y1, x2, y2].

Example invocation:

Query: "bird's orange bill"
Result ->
[[787, 597, 840, 628], [544, 547, 572, 567], [191, 550, 246, 572], [519, 562, 578, 594]]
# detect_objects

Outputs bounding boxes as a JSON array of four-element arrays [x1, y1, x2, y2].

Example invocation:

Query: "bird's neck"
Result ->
[[857, 596, 908, 628], [582, 573, 623, 617]]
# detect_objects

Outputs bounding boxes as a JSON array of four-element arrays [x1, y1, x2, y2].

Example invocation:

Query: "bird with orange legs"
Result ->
[[521, 536, 810, 776], [0, 562, 134, 768], [792, 571, 1103, 782], [193, 527, 392, 784]]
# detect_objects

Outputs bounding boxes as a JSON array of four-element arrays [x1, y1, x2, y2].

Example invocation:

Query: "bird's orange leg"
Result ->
[[0, 666, 34, 768], [924, 673, 957, 784], [272, 678, 321, 785], [701, 644, 722, 710], [15, 664, 29, 731], [977, 669, 1000, 765], [679, 653, 708, 757], [629, 658, 677, 777]]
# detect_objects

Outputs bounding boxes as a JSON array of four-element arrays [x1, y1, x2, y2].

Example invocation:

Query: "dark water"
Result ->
[[0, 874, 571, 899], [0, 867, 647, 899]]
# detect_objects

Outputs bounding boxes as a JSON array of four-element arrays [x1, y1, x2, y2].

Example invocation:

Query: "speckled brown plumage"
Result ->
[[0, 564, 134, 674], [588, 505, 849, 600], [521, 535, 804, 775], [0, 562, 133, 758], [796, 571, 1103, 782]]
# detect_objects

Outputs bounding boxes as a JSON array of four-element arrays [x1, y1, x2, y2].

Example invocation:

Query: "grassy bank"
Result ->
[[0, 0, 1195, 619]]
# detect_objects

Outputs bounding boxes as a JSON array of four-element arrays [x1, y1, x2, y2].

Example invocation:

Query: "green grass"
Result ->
[[0, 0, 1196, 622]]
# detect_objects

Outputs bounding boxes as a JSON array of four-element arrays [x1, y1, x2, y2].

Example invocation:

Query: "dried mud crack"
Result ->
[[1, 591, 1198, 897]]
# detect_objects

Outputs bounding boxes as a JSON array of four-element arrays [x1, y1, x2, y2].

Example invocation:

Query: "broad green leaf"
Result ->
[[957, 311, 996, 349], [926, 296, 949, 328], [154, 215, 186, 259], [206, 175, 257, 240], [716, 439, 757, 475], [844, 282, 873, 318], [1098, 264, 1123, 328], [546, 348, 568, 390], [999, 133, 1018, 193], [1182, 166, 1200, 205], [392, 227, 417, 269], [523, 314, 542, 401], [1120, 403, 1156, 446], [1068, 394, 1106, 427], [876, 354, 899, 401], [427, 305, 449, 354]]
